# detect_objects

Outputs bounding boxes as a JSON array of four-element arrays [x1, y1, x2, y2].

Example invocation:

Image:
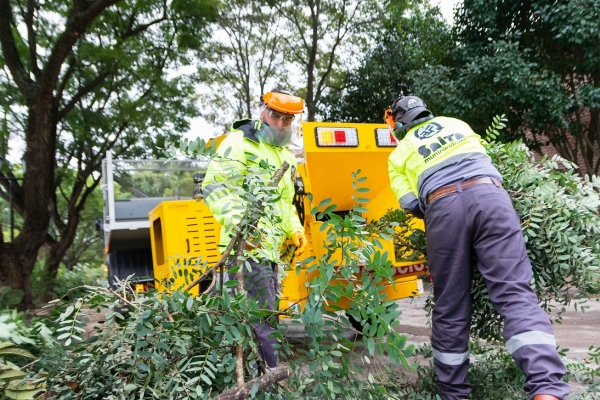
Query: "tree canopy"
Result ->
[[320, 0, 600, 177], [418, 0, 600, 174], [197, 0, 289, 130], [318, 1, 452, 122], [0, 0, 218, 308]]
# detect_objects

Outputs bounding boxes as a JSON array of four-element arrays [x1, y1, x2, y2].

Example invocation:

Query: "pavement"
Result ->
[[393, 284, 600, 360], [394, 284, 600, 397], [283, 282, 600, 397]]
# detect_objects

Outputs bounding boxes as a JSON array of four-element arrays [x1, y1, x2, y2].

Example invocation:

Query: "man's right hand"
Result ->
[[291, 231, 307, 256]]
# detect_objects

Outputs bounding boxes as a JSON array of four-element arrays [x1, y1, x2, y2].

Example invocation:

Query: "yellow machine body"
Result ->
[[148, 122, 427, 312], [279, 122, 427, 311], [149, 200, 221, 296]]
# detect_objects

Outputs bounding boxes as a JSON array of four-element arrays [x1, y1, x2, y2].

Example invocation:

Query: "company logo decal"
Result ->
[[414, 122, 443, 140]]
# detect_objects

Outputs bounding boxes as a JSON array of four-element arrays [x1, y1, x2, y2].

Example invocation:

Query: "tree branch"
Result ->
[[40, 0, 120, 97], [54, 56, 77, 109], [26, 0, 41, 80], [57, 68, 112, 121], [214, 366, 290, 400], [0, 0, 36, 99], [121, 16, 168, 38]]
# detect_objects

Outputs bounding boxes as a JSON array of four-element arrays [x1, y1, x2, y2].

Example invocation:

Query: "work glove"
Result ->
[[291, 231, 307, 256]]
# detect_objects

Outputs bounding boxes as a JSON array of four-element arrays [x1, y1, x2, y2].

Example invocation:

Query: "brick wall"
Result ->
[[524, 111, 597, 177]]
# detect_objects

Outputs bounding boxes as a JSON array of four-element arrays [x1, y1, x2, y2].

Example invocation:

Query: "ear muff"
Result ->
[[393, 121, 406, 140]]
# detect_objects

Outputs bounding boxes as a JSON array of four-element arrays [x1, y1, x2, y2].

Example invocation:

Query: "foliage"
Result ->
[[196, 0, 290, 129], [471, 116, 600, 341], [0, 310, 54, 349], [318, 1, 453, 123], [411, 40, 565, 147], [399, 342, 600, 399], [46, 139, 416, 398], [30, 261, 106, 305], [395, 342, 528, 399], [268, 0, 384, 121], [364, 208, 426, 262], [0, 310, 59, 399], [45, 284, 273, 398], [0, 0, 219, 308], [0, 342, 45, 399], [281, 173, 415, 398], [563, 344, 600, 391], [475, 120, 600, 341], [53, 174, 106, 271], [413, 0, 600, 174], [320, 0, 600, 175], [0, 287, 23, 310], [53, 264, 107, 300]]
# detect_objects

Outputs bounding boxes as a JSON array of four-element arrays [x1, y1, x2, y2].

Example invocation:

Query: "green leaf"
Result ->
[[4, 387, 42, 400], [0, 370, 27, 379], [124, 384, 137, 391], [0, 347, 34, 359], [366, 337, 375, 355], [224, 280, 239, 287], [318, 198, 332, 207]]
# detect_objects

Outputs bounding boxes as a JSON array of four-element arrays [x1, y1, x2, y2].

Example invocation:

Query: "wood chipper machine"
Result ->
[[144, 122, 427, 311]]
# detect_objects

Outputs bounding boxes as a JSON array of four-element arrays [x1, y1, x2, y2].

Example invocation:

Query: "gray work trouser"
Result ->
[[424, 181, 570, 400], [229, 258, 279, 368]]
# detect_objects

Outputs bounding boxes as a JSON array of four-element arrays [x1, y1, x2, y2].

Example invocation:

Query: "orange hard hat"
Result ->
[[262, 91, 304, 114]]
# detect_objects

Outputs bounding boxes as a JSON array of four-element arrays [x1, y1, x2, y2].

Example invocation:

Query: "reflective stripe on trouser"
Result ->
[[229, 258, 279, 368], [424, 182, 570, 400]]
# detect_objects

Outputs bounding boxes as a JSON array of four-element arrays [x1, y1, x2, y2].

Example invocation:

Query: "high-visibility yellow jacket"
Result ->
[[202, 119, 304, 262], [388, 116, 500, 217]]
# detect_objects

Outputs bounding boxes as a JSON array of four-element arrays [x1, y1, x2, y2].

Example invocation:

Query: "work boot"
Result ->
[[532, 395, 560, 400]]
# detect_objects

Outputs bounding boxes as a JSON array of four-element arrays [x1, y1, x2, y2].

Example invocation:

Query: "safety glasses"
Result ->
[[269, 109, 295, 123]]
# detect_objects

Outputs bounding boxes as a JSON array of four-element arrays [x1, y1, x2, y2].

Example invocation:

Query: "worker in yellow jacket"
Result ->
[[385, 96, 569, 400], [202, 89, 307, 372]]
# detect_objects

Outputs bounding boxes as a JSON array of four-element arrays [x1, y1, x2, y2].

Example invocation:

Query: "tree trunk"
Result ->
[[43, 221, 79, 301], [588, 108, 599, 176], [41, 250, 61, 303], [0, 101, 55, 309], [0, 242, 27, 307]]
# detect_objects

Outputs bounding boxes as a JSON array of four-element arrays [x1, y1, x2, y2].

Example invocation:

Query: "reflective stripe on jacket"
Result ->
[[202, 119, 304, 262], [388, 116, 491, 215]]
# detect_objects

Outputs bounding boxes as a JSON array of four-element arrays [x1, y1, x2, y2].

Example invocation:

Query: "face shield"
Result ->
[[259, 106, 298, 146], [258, 120, 294, 147]]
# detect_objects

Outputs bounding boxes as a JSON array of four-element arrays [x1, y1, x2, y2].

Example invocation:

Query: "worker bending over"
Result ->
[[385, 95, 569, 400]]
